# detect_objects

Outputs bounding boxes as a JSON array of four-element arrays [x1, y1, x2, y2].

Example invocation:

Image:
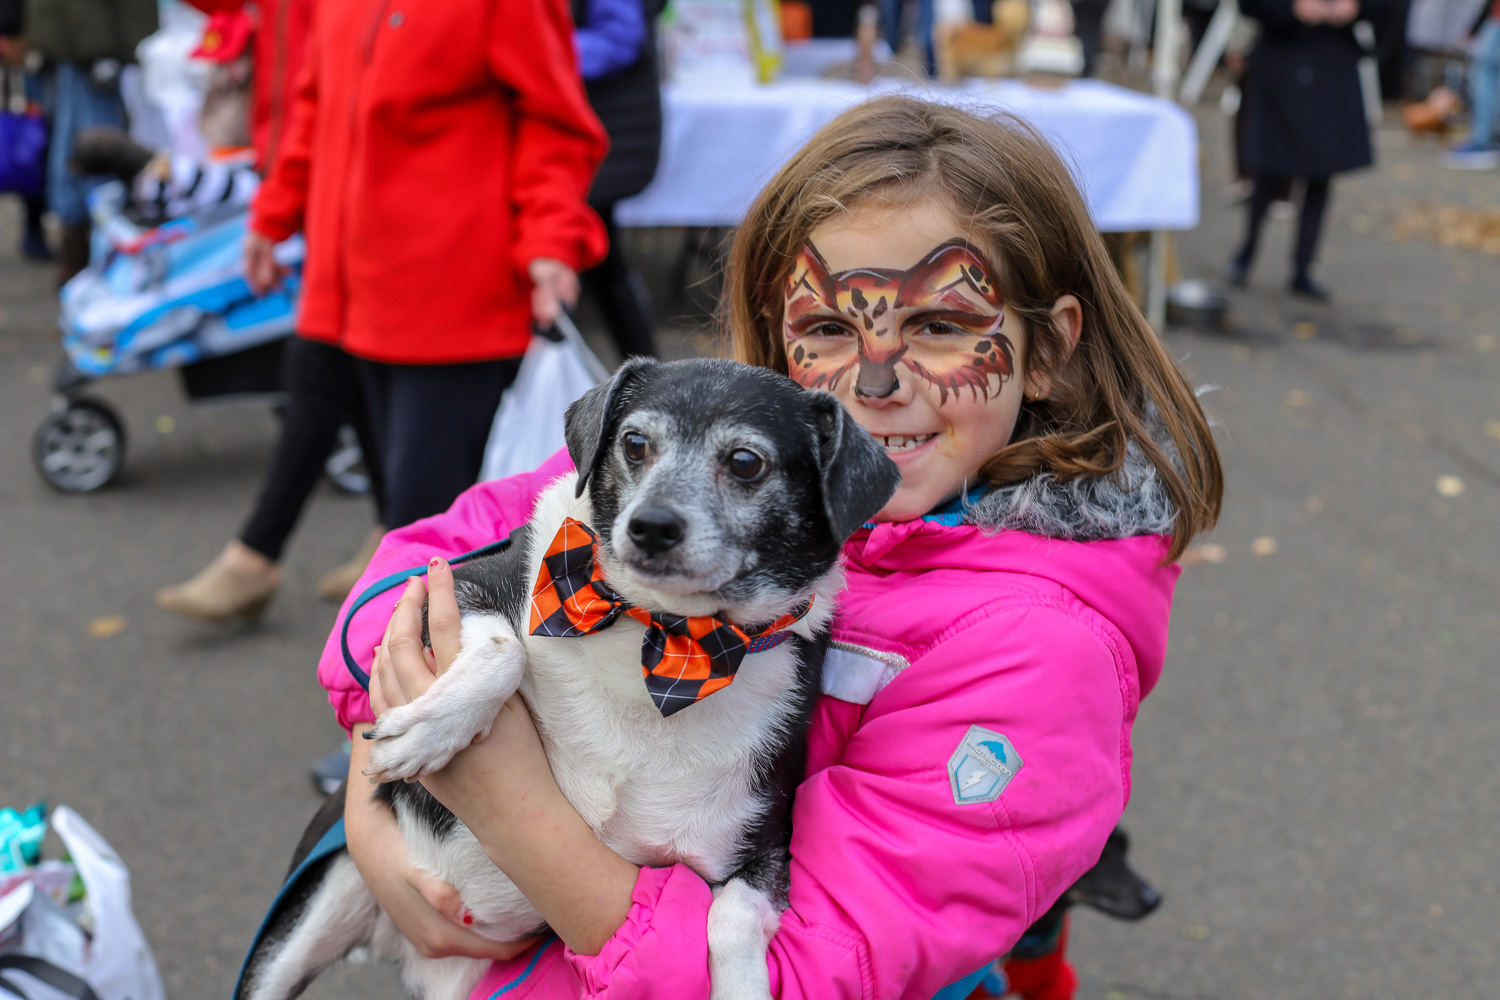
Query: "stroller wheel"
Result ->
[[324, 424, 370, 495], [33, 397, 127, 492]]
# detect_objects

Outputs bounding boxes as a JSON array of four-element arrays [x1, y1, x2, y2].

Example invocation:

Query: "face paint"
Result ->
[[783, 238, 1015, 405]]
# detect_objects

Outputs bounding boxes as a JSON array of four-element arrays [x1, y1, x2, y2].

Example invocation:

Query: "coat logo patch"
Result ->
[[947, 726, 1022, 805]]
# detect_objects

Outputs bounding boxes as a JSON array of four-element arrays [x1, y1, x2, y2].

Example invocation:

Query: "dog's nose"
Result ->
[[627, 506, 685, 555]]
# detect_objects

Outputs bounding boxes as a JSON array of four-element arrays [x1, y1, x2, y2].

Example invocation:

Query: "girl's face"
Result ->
[[782, 198, 1031, 522]]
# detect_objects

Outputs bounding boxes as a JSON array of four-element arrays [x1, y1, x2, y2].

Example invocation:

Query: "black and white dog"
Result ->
[[237, 358, 899, 1000]]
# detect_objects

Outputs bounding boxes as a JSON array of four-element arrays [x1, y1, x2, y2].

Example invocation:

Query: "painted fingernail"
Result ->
[[462, 908, 474, 926], [429, 557, 443, 571]]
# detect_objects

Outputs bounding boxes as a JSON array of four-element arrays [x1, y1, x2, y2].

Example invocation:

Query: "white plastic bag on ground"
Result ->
[[479, 315, 609, 482], [0, 808, 164, 1000]]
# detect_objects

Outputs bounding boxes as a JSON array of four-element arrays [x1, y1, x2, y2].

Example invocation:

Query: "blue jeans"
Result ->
[[1471, 19, 1500, 147], [45, 61, 127, 225]]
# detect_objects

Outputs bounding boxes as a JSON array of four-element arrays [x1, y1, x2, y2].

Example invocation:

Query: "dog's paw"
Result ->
[[706, 878, 780, 1000], [363, 701, 474, 782]]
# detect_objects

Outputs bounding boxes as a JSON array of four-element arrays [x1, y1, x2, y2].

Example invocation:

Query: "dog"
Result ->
[[237, 357, 900, 1000]]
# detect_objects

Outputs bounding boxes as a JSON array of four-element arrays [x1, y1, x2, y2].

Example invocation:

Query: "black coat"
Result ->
[[572, 0, 664, 208], [1239, 0, 1379, 178]]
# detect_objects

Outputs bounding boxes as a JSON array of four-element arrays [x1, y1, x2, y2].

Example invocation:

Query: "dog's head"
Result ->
[[563, 358, 900, 622]]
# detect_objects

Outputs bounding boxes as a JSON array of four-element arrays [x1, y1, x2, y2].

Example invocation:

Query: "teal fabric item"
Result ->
[[487, 939, 558, 998], [862, 485, 988, 530], [233, 818, 350, 999], [931, 965, 990, 1000]]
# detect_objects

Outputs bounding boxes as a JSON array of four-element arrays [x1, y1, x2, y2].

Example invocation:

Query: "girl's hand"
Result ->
[[344, 725, 544, 961], [370, 558, 639, 956], [1292, 0, 1326, 23]]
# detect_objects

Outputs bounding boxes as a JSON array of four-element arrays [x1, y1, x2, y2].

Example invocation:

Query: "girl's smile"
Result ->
[[782, 197, 1033, 521]]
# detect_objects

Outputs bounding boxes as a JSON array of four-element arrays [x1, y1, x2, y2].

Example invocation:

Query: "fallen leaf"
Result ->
[[1292, 322, 1317, 340], [1251, 536, 1278, 556], [155, 415, 176, 435], [27, 366, 47, 384], [1179, 543, 1227, 566], [1284, 389, 1312, 408], [1436, 475, 1465, 497], [1484, 420, 1500, 441], [1180, 924, 1212, 941], [87, 616, 128, 638], [1305, 496, 1326, 513], [1476, 334, 1498, 353]]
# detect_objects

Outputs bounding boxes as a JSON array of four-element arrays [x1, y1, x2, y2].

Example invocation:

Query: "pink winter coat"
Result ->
[[316, 449, 1179, 1000]]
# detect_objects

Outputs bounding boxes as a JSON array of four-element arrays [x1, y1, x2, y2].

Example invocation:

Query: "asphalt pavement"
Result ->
[[2, 101, 1497, 1000]]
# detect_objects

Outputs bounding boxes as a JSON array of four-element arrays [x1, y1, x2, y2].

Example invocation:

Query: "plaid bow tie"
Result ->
[[528, 517, 811, 717]]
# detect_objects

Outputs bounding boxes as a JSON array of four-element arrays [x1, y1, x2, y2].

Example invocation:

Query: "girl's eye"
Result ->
[[727, 449, 766, 482], [918, 320, 965, 337], [804, 321, 852, 338], [622, 432, 649, 462]]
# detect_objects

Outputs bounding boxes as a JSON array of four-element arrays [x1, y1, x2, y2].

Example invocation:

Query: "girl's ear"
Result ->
[[1025, 294, 1084, 401]]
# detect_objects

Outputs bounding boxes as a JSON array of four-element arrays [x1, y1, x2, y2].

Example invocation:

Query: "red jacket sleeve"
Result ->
[[249, 5, 318, 242], [484, 0, 609, 275]]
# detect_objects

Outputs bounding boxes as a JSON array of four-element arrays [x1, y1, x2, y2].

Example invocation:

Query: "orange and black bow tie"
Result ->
[[528, 517, 812, 717]]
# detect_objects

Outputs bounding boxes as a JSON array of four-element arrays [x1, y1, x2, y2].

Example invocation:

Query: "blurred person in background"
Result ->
[[23, 0, 156, 282], [1228, 0, 1381, 301], [1445, 0, 1500, 168], [244, 0, 604, 547], [575, 0, 663, 359], [0, 0, 50, 260], [155, 0, 398, 624]]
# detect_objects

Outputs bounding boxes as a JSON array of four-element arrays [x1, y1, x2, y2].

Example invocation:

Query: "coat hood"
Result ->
[[843, 413, 1182, 698]]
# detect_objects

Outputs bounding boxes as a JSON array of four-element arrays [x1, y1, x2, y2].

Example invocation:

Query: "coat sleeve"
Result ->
[[1239, 0, 1298, 29], [316, 450, 576, 734], [249, 9, 318, 243], [485, 0, 608, 275], [575, 0, 649, 80], [563, 602, 1133, 999]]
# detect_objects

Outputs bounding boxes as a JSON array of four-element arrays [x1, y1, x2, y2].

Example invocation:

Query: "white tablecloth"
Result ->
[[614, 78, 1199, 233]]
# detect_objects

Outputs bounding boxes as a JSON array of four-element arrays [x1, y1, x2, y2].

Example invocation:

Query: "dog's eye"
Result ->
[[727, 449, 766, 483], [622, 432, 649, 463]]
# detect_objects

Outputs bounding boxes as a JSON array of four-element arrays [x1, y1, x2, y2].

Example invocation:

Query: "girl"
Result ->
[[317, 95, 1223, 999]]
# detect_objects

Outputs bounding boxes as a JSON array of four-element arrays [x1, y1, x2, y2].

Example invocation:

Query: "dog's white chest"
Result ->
[[520, 625, 800, 882]]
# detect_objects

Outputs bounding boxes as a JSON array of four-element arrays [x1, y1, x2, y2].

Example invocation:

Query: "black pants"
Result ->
[[583, 203, 656, 360], [357, 357, 521, 530], [239, 338, 385, 562], [1234, 173, 1332, 280]]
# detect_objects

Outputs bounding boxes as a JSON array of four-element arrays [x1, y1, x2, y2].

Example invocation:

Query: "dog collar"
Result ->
[[529, 518, 811, 717]]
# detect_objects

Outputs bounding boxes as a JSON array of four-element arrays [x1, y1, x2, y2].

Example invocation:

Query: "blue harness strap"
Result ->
[[232, 818, 350, 999], [340, 535, 514, 691]]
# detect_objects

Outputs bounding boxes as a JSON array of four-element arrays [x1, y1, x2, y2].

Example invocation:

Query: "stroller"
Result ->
[[30, 176, 363, 493]]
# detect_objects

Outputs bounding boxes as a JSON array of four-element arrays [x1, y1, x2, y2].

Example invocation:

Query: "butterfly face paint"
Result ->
[[783, 238, 1015, 404]]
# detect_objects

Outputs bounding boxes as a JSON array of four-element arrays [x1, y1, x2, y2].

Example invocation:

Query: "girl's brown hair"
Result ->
[[725, 95, 1222, 560]]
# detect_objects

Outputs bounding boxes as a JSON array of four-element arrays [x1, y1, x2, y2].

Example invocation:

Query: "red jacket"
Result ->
[[185, 0, 314, 169], [250, 0, 608, 364]]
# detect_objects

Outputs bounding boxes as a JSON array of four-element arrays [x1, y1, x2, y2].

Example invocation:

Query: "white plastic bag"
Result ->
[[0, 808, 164, 1000], [479, 315, 608, 483]]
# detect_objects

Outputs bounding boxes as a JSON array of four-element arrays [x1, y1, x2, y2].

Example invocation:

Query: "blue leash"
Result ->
[[339, 534, 515, 691]]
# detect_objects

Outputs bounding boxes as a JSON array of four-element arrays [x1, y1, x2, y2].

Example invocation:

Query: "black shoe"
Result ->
[[21, 228, 52, 261], [1289, 274, 1330, 302], [310, 742, 351, 795], [68, 126, 155, 183], [1226, 255, 1249, 288]]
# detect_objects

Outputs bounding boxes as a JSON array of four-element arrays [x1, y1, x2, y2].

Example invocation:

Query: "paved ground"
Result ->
[[2, 97, 1497, 1000]]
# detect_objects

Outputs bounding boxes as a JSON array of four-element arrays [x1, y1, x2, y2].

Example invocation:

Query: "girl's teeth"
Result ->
[[881, 434, 935, 453]]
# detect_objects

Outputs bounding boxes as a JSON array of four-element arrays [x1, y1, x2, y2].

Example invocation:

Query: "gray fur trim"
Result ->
[[962, 407, 1180, 541]]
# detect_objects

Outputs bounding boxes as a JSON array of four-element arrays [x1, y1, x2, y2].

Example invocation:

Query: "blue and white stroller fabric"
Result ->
[[60, 168, 304, 379]]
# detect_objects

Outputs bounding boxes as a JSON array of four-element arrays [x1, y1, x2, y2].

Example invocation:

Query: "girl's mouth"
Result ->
[[879, 433, 938, 455]]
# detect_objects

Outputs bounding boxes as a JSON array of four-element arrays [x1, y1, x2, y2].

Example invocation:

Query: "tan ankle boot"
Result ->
[[156, 545, 279, 624], [316, 526, 386, 603]]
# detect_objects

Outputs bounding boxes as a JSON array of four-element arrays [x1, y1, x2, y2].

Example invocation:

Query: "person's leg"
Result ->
[[1229, 173, 1280, 284], [21, 194, 50, 260], [376, 358, 521, 529], [1291, 176, 1332, 298], [1472, 19, 1500, 147], [48, 61, 127, 282], [238, 338, 369, 561], [584, 205, 657, 360]]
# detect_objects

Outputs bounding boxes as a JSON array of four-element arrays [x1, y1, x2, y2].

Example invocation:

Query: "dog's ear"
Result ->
[[564, 358, 659, 498], [806, 391, 902, 541]]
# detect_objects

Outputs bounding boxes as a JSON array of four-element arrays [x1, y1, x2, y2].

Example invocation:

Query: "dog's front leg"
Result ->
[[365, 614, 526, 782], [706, 878, 780, 1000]]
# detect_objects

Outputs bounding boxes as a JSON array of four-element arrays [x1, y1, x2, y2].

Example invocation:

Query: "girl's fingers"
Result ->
[[425, 558, 462, 673], [385, 577, 435, 702]]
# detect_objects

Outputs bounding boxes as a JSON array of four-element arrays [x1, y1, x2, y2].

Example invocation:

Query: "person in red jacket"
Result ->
[[246, 0, 607, 530]]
